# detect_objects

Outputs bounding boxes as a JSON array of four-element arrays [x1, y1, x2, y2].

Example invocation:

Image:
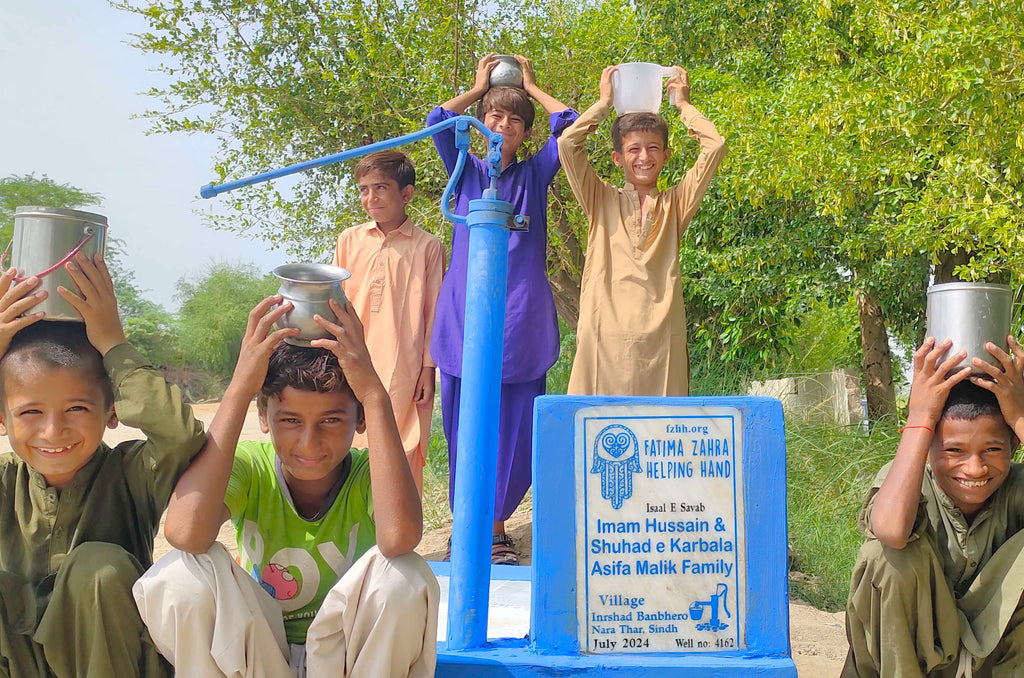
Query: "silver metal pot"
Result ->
[[273, 263, 351, 346], [926, 282, 1011, 373], [489, 55, 523, 89], [9, 207, 108, 321]]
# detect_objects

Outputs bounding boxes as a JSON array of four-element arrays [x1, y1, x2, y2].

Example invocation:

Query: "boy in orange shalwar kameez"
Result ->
[[333, 150, 444, 494]]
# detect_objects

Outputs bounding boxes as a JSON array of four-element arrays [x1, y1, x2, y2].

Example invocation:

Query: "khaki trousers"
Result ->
[[844, 536, 1024, 678], [133, 543, 438, 678], [0, 542, 169, 678]]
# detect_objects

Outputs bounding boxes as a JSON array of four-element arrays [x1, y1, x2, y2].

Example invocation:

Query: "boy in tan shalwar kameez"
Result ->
[[844, 336, 1024, 678], [558, 65, 726, 396]]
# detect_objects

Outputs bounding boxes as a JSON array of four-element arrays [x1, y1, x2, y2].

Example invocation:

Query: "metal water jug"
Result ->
[[489, 55, 523, 88], [926, 282, 1011, 373], [8, 207, 108, 321], [273, 263, 351, 346]]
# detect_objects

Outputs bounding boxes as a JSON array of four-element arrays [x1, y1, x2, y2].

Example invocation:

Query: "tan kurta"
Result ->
[[558, 100, 726, 396], [333, 219, 444, 481]]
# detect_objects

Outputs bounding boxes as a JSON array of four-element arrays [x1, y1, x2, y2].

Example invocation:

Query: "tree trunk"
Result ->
[[546, 177, 583, 329], [857, 289, 897, 421], [549, 267, 581, 329], [934, 249, 971, 283]]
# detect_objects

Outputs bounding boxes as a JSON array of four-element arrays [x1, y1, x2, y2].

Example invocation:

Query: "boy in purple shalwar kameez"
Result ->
[[427, 53, 577, 564]]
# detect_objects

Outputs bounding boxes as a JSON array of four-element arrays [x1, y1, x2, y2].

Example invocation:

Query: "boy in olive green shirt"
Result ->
[[0, 255, 205, 677], [845, 337, 1024, 677]]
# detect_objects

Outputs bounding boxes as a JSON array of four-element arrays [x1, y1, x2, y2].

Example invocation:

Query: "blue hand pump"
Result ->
[[200, 118, 520, 650]]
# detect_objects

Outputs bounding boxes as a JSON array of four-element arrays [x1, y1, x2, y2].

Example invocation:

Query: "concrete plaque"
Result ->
[[575, 405, 746, 654]]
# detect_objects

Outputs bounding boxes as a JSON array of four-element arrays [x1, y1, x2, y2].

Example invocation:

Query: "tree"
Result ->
[[106, 239, 180, 367], [122, 0, 1024, 413], [116, 0, 667, 327], [762, 0, 1022, 417], [652, 0, 1024, 417], [176, 262, 280, 378], [0, 174, 102, 244], [0, 174, 178, 366]]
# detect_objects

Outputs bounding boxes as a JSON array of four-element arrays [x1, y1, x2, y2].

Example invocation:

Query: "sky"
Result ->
[[0, 1, 288, 310]]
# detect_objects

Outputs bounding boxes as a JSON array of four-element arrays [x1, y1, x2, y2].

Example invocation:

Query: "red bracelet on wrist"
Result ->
[[899, 424, 934, 434]]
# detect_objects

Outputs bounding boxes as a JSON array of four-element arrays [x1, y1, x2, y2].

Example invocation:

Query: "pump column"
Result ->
[[447, 188, 515, 650]]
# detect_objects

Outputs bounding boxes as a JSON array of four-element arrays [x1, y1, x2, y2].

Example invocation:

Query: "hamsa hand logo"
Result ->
[[591, 424, 641, 509]]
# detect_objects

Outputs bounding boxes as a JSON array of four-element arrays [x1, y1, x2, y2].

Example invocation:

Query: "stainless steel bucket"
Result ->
[[8, 207, 108, 321], [926, 282, 1011, 373], [273, 263, 351, 346]]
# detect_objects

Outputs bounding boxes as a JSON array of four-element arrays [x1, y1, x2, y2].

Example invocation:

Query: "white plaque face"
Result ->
[[575, 405, 746, 654]]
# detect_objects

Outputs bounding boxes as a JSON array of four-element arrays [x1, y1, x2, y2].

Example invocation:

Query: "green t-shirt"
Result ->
[[225, 441, 376, 644]]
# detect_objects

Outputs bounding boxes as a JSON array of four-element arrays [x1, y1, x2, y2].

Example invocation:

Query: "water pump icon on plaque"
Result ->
[[575, 406, 746, 654]]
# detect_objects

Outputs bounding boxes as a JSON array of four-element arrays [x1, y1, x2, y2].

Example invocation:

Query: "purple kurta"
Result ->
[[427, 106, 578, 382], [428, 105, 578, 520]]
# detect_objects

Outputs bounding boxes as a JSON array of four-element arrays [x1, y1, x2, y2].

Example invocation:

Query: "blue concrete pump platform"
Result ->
[[431, 395, 797, 676]]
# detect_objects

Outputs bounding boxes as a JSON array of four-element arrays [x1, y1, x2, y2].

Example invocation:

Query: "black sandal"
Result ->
[[491, 534, 518, 565]]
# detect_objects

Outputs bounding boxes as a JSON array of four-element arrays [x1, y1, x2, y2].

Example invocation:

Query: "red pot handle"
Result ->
[[0, 229, 97, 282]]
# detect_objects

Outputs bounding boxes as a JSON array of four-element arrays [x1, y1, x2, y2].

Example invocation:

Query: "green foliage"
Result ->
[[104, 238, 180, 367], [0, 176, 177, 366], [115, 0, 673, 325], [0, 174, 102, 245], [545, 317, 577, 395], [683, 187, 843, 372], [176, 262, 280, 378], [786, 419, 897, 611], [782, 297, 862, 374], [424, 394, 451, 531], [707, 0, 1023, 296]]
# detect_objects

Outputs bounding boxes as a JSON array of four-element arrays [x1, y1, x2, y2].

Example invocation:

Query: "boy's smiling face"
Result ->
[[0, 361, 117, 488], [358, 170, 413, 232], [259, 386, 365, 494], [929, 414, 1013, 519], [483, 107, 531, 159], [613, 130, 671, 191]]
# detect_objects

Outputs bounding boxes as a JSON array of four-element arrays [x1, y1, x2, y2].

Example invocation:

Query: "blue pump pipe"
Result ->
[[200, 117, 511, 651]]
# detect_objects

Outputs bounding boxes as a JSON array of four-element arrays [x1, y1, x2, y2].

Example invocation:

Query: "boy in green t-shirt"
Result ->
[[134, 295, 438, 677]]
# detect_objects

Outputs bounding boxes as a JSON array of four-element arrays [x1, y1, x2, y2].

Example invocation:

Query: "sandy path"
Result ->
[[2, 401, 849, 676]]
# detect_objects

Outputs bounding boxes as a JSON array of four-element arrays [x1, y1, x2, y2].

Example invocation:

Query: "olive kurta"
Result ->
[[333, 219, 443, 487], [557, 100, 726, 396], [844, 461, 1024, 677], [0, 342, 206, 677]]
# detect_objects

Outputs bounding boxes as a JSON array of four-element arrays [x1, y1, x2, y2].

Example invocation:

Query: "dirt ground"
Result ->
[[4, 401, 849, 676]]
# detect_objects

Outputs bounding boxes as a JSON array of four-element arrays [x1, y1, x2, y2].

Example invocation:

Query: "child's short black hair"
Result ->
[[354, 150, 416, 189], [0, 321, 113, 407], [258, 343, 357, 411], [942, 381, 1003, 422], [476, 86, 536, 131], [941, 381, 1018, 449], [611, 113, 670, 153]]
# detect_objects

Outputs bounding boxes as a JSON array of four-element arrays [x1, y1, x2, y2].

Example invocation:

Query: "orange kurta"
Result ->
[[558, 100, 726, 396], [333, 219, 444, 486]]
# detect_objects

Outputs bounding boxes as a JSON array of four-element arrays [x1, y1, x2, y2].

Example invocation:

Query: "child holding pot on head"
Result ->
[[426, 53, 578, 565], [332, 150, 444, 497], [134, 296, 438, 677], [558, 65, 726, 396], [0, 255, 206, 678], [844, 336, 1024, 676]]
